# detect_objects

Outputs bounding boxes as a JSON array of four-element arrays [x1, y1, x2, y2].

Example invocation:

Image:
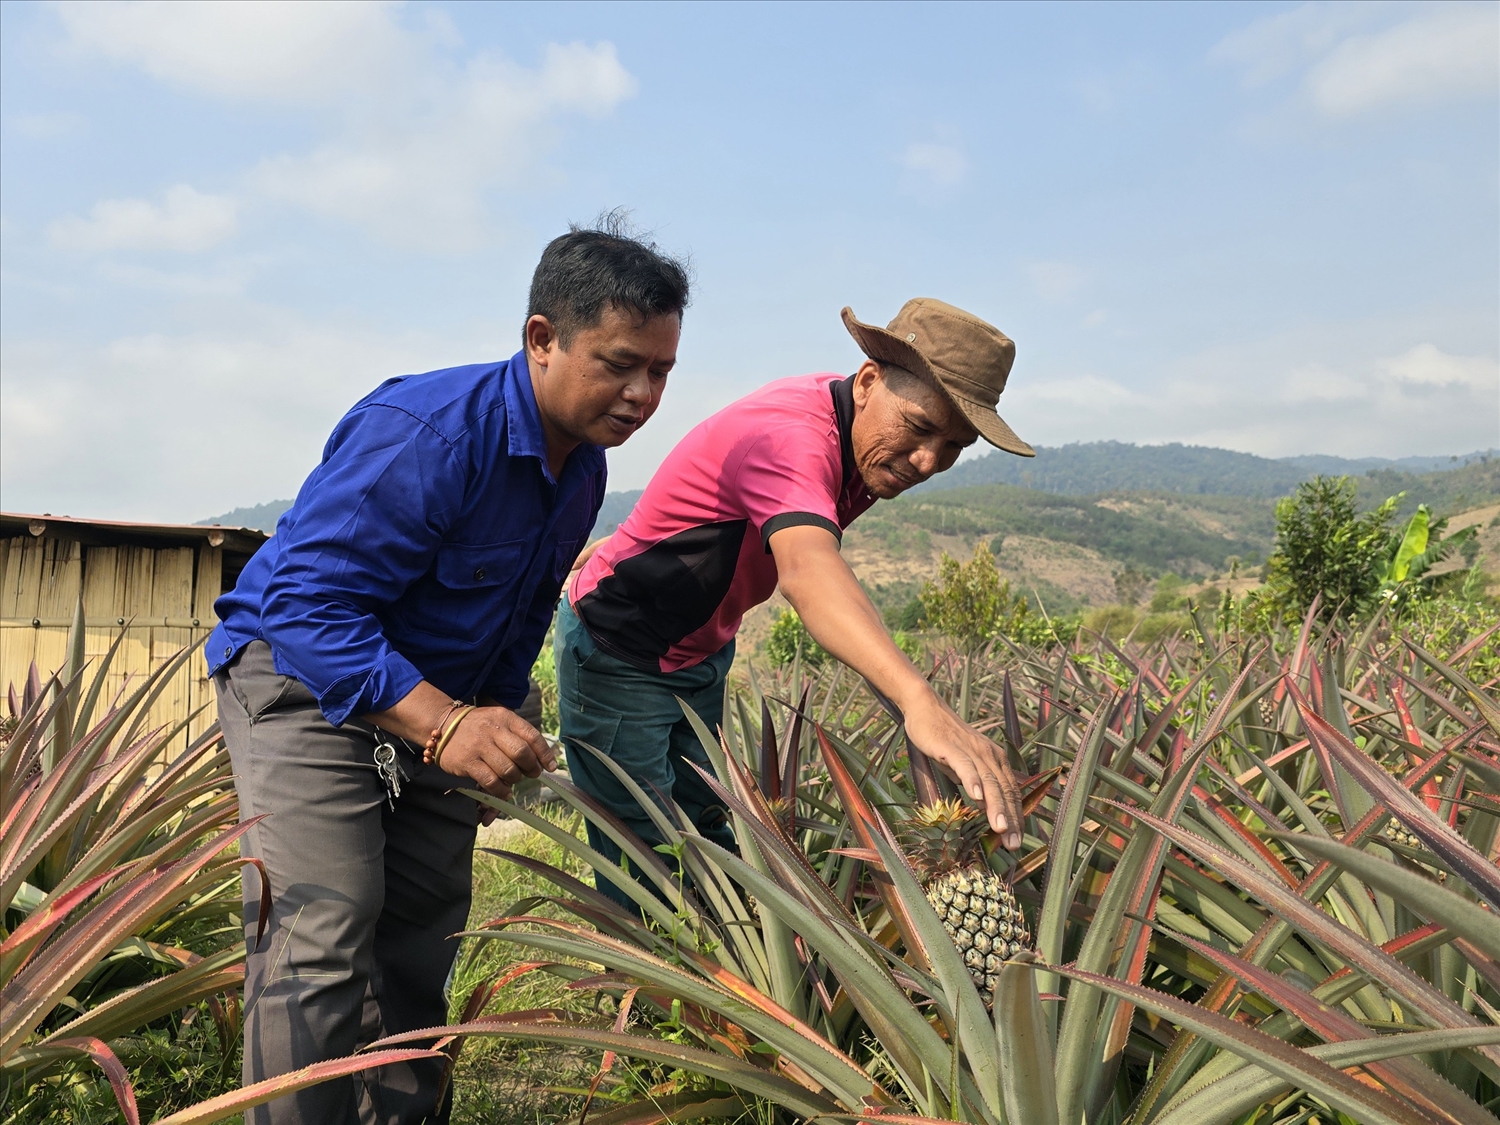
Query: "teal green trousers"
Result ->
[[554, 597, 735, 910]]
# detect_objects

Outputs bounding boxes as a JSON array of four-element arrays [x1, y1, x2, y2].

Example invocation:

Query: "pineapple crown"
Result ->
[[899, 798, 991, 880]]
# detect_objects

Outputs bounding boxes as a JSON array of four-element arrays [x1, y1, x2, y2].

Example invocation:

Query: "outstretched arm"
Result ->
[[769, 524, 1022, 849]]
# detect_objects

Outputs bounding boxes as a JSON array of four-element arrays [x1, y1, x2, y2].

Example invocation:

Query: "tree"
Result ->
[[1265, 476, 1397, 620], [766, 608, 829, 668], [920, 544, 1007, 659], [920, 542, 1046, 717]]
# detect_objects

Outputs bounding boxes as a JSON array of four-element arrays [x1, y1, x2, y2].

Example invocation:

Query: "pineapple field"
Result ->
[[4, 472, 1500, 1125]]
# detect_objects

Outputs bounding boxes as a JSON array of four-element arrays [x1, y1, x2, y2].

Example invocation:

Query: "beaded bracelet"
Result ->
[[421, 699, 468, 765], [426, 704, 475, 769]]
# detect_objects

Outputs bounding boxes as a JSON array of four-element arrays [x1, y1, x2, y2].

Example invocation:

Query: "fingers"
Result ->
[[917, 708, 1023, 849], [486, 711, 556, 775], [447, 709, 555, 786], [978, 770, 1021, 850], [463, 757, 512, 799]]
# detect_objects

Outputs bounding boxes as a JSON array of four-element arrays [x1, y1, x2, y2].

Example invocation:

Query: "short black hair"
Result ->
[[526, 208, 692, 348]]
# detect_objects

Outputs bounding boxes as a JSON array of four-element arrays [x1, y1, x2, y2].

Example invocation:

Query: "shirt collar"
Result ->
[[831, 374, 857, 486], [503, 349, 606, 484]]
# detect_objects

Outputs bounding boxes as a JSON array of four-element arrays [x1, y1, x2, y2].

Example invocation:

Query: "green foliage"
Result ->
[[858, 486, 1274, 576], [1377, 504, 1478, 614], [1113, 567, 1151, 607], [920, 543, 1058, 651], [765, 608, 829, 668], [436, 605, 1500, 1125], [1150, 572, 1188, 613], [1082, 604, 1137, 640], [1, 624, 249, 1120], [1355, 456, 1500, 518], [3, 612, 446, 1124], [1264, 475, 1399, 620], [1396, 566, 1500, 681], [529, 636, 560, 735]]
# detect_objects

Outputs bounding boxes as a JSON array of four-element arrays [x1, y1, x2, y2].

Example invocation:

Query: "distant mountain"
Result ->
[[198, 489, 646, 539], [197, 499, 293, 533], [915, 443, 1495, 498], [592, 489, 642, 538], [199, 446, 1497, 536]]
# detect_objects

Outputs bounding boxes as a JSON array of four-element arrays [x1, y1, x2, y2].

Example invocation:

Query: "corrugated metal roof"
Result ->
[[0, 511, 268, 556]]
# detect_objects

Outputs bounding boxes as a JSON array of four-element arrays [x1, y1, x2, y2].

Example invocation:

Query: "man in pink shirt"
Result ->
[[559, 298, 1033, 907]]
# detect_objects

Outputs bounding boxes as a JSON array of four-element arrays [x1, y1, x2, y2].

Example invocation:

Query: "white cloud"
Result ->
[[1011, 374, 1133, 410], [1164, 340, 1498, 458], [48, 184, 238, 253], [1213, 2, 1498, 120], [51, 3, 637, 250], [1211, 2, 1376, 87], [0, 311, 469, 520], [900, 141, 968, 192], [1277, 362, 1370, 403], [999, 333, 1498, 460], [8, 110, 87, 139], [51, 0, 423, 105], [1383, 342, 1497, 390], [1027, 261, 1088, 302], [1307, 5, 1499, 117], [251, 42, 636, 250]]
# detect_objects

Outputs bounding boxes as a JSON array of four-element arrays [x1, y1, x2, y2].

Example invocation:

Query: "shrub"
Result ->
[[1264, 476, 1398, 619], [1150, 572, 1188, 613], [765, 608, 829, 668]]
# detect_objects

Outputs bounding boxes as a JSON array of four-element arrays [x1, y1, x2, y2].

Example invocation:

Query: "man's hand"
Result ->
[[438, 706, 555, 799], [901, 694, 1022, 849], [570, 535, 609, 577], [769, 523, 1023, 848], [367, 681, 557, 801]]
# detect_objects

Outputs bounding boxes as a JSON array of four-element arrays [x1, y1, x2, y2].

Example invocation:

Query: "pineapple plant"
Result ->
[[900, 798, 1031, 1004]]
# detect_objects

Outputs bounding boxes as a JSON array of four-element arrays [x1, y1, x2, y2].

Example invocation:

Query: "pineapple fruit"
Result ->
[[900, 798, 1031, 1005], [1384, 819, 1421, 849]]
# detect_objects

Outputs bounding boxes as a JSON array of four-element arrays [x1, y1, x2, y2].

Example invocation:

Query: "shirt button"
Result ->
[[473, 567, 486, 581], [224, 646, 232, 657]]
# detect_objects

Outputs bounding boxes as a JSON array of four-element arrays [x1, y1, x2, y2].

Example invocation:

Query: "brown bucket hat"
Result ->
[[842, 298, 1034, 457]]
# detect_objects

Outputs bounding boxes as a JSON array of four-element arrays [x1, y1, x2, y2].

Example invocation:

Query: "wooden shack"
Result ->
[[0, 512, 268, 749]]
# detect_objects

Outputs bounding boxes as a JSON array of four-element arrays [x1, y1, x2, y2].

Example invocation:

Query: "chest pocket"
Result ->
[[394, 539, 533, 646], [434, 540, 531, 590]]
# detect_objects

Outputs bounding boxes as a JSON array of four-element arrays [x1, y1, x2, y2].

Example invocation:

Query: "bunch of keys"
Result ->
[[373, 729, 410, 810]]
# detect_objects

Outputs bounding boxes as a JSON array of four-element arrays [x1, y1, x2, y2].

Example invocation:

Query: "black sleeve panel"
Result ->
[[761, 512, 842, 553]]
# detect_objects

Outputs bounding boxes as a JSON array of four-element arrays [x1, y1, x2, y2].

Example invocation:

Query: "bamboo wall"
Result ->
[[0, 535, 223, 750]]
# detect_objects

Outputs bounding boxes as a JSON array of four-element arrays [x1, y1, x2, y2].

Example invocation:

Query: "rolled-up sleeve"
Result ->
[[261, 405, 465, 726]]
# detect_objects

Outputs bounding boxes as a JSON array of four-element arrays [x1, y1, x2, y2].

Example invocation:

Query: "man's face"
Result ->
[[851, 360, 978, 499], [526, 304, 680, 451]]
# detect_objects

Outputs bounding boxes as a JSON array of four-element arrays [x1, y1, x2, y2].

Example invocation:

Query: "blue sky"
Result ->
[[2, 0, 1497, 522]]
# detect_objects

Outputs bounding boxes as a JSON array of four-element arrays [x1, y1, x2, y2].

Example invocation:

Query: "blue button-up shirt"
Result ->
[[209, 350, 606, 726]]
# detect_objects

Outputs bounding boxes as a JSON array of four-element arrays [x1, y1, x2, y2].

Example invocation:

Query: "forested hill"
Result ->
[[198, 448, 1498, 537], [916, 442, 1495, 498]]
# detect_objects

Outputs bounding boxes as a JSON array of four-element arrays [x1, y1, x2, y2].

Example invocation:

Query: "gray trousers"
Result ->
[[216, 641, 477, 1125]]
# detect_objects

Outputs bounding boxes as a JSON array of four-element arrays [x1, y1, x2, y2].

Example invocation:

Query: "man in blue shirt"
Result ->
[[210, 218, 689, 1125]]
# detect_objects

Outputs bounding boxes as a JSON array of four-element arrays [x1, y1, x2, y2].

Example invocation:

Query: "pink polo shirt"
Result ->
[[570, 372, 876, 672]]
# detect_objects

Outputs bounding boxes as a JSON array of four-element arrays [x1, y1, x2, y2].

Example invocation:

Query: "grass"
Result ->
[[3, 1000, 242, 1125], [449, 808, 604, 1125], [3, 807, 606, 1125]]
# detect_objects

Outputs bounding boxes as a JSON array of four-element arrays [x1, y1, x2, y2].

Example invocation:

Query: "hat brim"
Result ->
[[841, 307, 1035, 457]]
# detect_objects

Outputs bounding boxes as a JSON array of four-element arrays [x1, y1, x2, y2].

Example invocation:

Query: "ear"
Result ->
[[852, 358, 882, 408], [525, 314, 559, 368]]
